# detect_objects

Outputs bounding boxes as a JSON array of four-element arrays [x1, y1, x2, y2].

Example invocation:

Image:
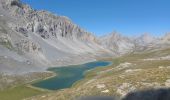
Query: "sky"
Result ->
[[21, 0, 170, 37]]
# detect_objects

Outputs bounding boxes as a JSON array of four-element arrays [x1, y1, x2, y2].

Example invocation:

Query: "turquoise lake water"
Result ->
[[32, 61, 111, 90]]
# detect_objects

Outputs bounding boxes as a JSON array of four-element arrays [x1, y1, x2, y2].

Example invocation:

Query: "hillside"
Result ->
[[0, 0, 112, 74], [27, 47, 170, 100]]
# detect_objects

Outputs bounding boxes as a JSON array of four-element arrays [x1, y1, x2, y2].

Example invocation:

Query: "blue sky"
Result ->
[[22, 0, 170, 37]]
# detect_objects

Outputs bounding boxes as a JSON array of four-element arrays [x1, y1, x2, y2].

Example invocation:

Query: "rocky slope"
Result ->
[[99, 32, 170, 55], [99, 32, 135, 55], [0, 0, 112, 74]]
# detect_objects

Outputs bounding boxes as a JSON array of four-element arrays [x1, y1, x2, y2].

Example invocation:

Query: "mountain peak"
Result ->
[[0, 0, 110, 74]]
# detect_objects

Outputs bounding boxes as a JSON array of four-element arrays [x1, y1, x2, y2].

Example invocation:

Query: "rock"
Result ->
[[0, 35, 9, 43], [116, 83, 136, 96], [97, 84, 105, 89], [101, 89, 109, 93], [15, 40, 41, 53], [26, 60, 31, 65], [116, 62, 133, 70], [41, 95, 46, 98], [158, 66, 164, 69], [18, 27, 28, 37], [165, 79, 170, 87], [10, 0, 23, 8]]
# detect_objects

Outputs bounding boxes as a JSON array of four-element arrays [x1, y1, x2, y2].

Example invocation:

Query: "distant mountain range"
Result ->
[[0, 0, 170, 74]]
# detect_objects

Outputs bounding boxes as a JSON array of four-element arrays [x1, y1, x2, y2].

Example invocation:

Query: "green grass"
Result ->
[[68, 48, 170, 98], [0, 85, 46, 100], [11, 47, 170, 100], [0, 72, 54, 100]]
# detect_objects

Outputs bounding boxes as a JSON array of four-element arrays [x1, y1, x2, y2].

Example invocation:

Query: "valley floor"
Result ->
[[26, 47, 170, 100], [1, 47, 170, 100]]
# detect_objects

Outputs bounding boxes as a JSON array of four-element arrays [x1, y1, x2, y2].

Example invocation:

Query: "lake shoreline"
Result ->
[[31, 61, 112, 91]]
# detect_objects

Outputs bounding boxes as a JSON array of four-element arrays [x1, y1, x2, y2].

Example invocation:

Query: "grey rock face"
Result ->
[[99, 32, 135, 55], [99, 32, 170, 55], [0, 0, 110, 74], [15, 40, 41, 53]]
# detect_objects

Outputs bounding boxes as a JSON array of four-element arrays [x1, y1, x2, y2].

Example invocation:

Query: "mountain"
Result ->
[[136, 33, 170, 52], [0, 0, 111, 74], [100, 32, 170, 55], [0, 0, 170, 74], [135, 33, 155, 46], [99, 32, 135, 55], [162, 33, 170, 42]]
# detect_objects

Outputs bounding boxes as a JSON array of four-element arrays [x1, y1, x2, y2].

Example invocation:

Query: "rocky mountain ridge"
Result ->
[[100, 32, 170, 55], [0, 0, 112, 74], [0, 0, 170, 74]]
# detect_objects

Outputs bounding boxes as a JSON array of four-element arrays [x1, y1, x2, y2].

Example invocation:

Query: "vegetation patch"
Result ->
[[0, 85, 46, 100], [25, 47, 170, 100]]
